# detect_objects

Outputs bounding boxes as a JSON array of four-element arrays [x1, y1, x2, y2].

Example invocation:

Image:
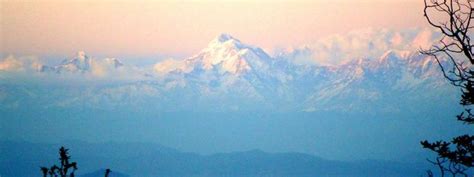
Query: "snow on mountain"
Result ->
[[39, 51, 123, 74], [301, 49, 451, 113], [155, 33, 273, 75], [0, 29, 458, 113], [147, 31, 454, 112], [151, 34, 296, 110], [59, 51, 92, 72]]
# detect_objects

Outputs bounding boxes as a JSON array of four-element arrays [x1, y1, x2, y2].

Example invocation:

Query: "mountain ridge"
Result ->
[[0, 140, 432, 177], [0, 30, 458, 113]]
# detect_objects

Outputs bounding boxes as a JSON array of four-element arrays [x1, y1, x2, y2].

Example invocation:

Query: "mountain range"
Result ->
[[0, 29, 457, 113], [0, 29, 470, 175], [0, 141, 433, 177]]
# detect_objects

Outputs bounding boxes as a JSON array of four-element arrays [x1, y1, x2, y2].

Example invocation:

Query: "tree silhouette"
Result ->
[[105, 169, 111, 177], [40, 146, 111, 177], [420, 0, 474, 176], [40, 147, 78, 177]]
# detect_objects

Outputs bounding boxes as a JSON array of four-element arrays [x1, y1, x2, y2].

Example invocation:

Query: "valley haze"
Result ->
[[1, 30, 471, 158], [1, 1, 473, 176]]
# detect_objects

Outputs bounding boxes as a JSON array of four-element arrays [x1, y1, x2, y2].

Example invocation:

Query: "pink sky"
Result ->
[[1, 0, 427, 57]]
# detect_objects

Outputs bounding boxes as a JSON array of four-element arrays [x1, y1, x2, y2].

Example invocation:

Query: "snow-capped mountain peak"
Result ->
[[2, 29, 458, 113], [214, 33, 240, 43], [104, 58, 124, 68], [54, 51, 92, 72], [76, 51, 87, 61], [204, 33, 246, 53], [39, 51, 123, 74], [180, 33, 272, 74]]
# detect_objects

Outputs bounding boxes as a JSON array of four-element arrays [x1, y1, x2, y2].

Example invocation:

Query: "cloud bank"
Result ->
[[279, 28, 439, 66]]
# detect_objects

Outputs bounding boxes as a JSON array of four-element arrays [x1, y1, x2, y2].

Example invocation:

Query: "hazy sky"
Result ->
[[1, 0, 426, 58]]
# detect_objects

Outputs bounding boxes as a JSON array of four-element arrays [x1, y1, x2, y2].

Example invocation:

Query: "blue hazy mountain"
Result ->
[[79, 169, 130, 177], [0, 141, 430, 177], [1, 30, 472, 175]]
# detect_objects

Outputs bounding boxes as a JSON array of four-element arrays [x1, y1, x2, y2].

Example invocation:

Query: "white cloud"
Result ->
[[283, 28, 439, 66], [90, 59, 108, 77], [0, 55, 44, 72], [89, 58, 124, 78], [82, 59, 148, 81], [0, 55, 24, 71], [410, 28, 437, 49], [153, 58, 190, 75], [0, 53, 150, 83]]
